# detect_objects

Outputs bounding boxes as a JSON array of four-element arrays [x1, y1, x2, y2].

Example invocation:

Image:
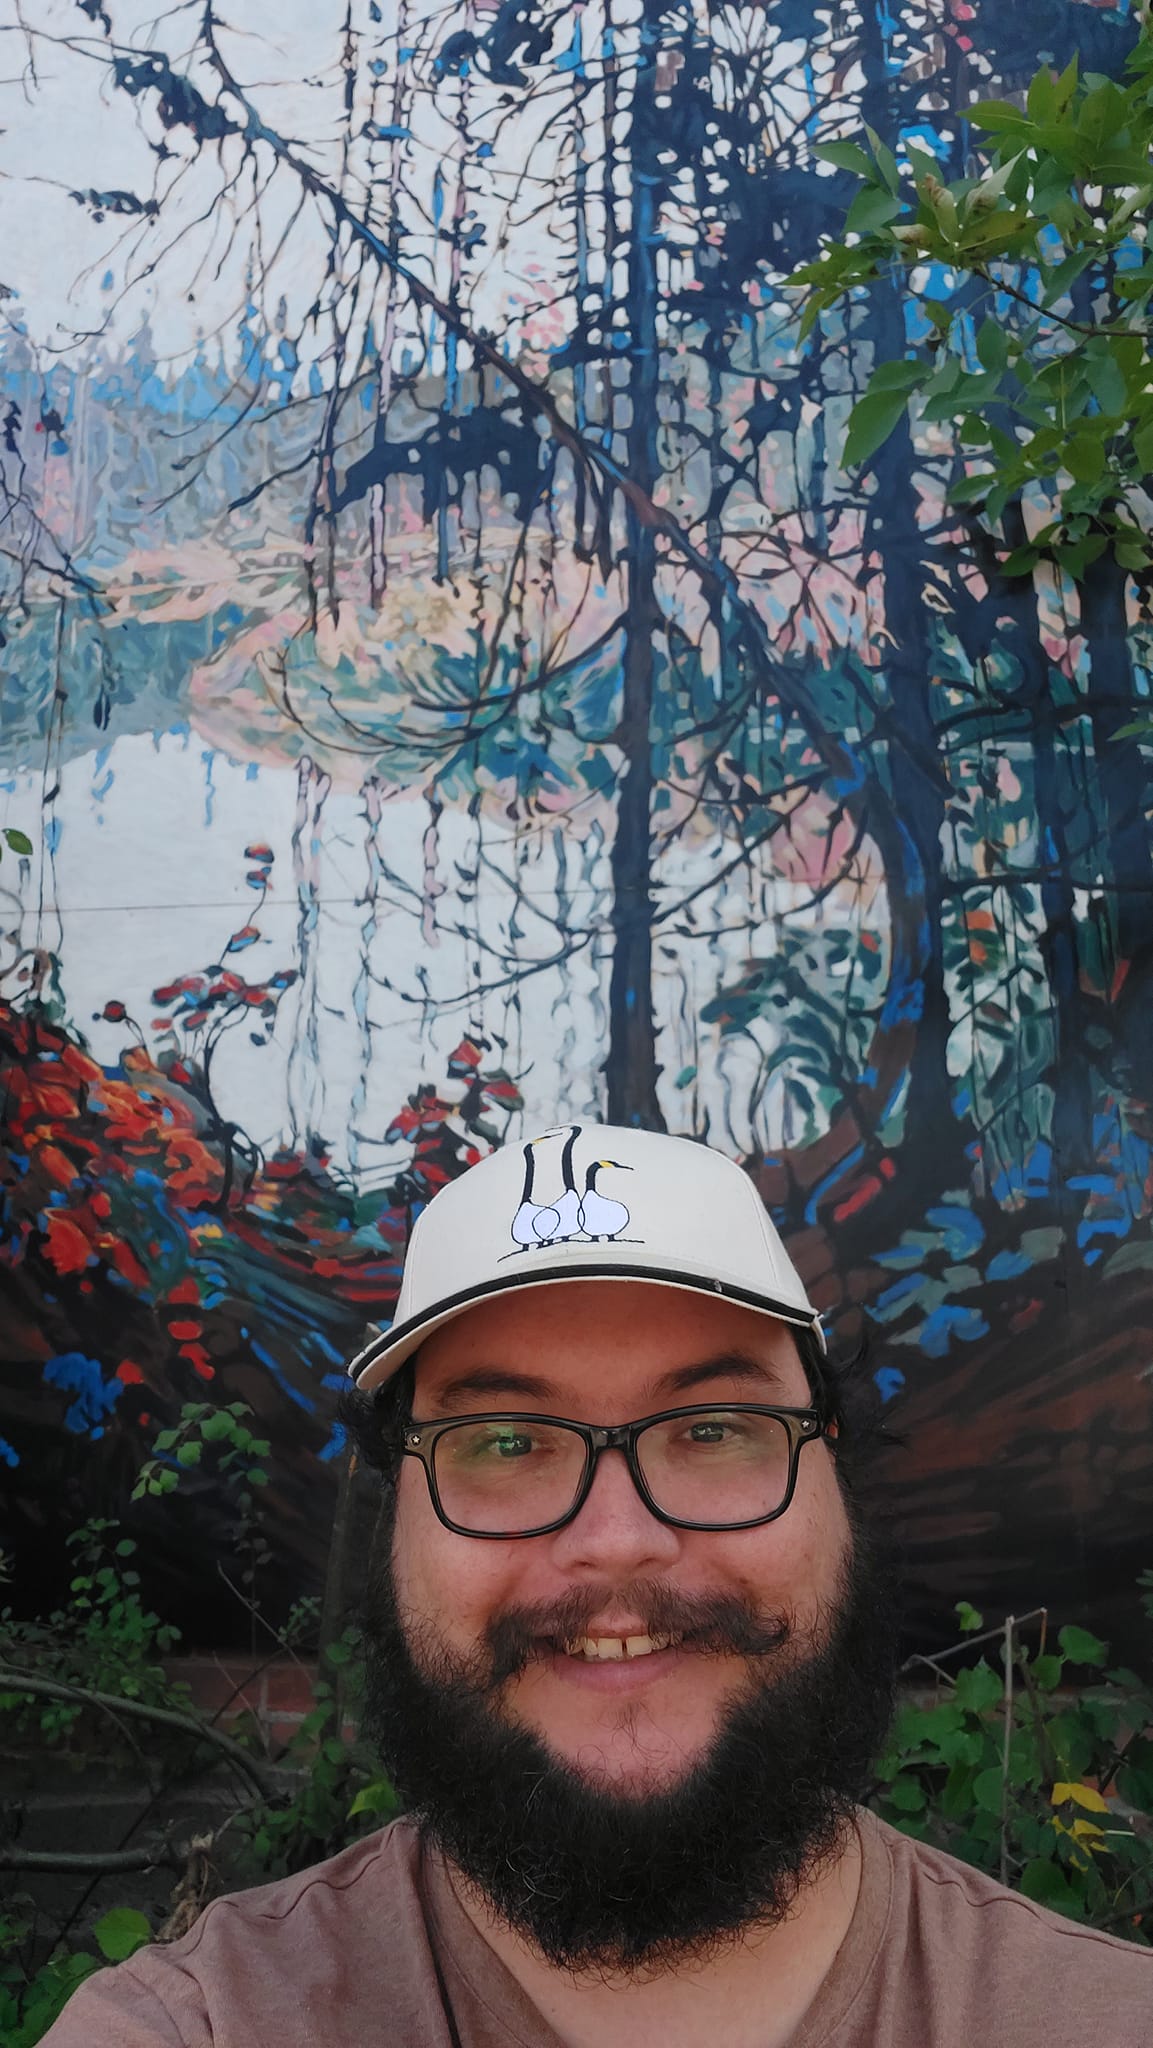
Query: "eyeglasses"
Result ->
[[401, 1403, 827, 1539]]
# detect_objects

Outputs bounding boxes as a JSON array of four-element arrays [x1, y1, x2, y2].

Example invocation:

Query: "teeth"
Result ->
[[566, 1633, 677, 1661]]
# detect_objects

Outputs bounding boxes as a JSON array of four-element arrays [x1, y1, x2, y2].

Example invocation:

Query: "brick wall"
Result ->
[[164, 1655, 355, 1750]]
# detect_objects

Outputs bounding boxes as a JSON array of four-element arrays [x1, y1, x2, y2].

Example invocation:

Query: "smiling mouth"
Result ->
[[555, 1632, 684, 1662]]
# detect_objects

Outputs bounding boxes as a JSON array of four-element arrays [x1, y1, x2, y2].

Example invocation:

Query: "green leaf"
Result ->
[[947, 471, 998, 506], [815, 140, 875, 182], [975, 319, 1009, 374], [973, 1766, 1006, 1814], [867, 358, 928, 395], [348, 1777, 398, 1821], [842, 388, 911, 468], [1048, 1712, 1095, 1778], [1064, 433, 1106, 484], [955, 1601, 984, 1633], [954, 1661, 1004, 1714], [1083, 352, 1128, 417], [1133, 423, 1153, 477], [1054, 51, 1080, 109], [845, 186, 901, 235], [93, 1907, 152, 1962], [1077, 77, 1124, 146], [906, 143, 943, 184], [965, 99, 1031, 134], [1030, 1653, 1064, 1690], [1040, 248, 1094, 309], [940, 1761, 978, 1819], [1027, 64, 1059, 124], [1000, 546, 1039, 578], [983, 479, 1011, 524], [175, 1442, 202, 1467], [797, 296, 826, 342], [937, 1726, 986, 1768], [863, 123, 901, 196], [2, 829, 32, 855], [1018, 1858, 1083, 1916], [1058, 1625, 1108, 1668], [1055, 534, 1109, 579], [886, 1774, 926, 1813]]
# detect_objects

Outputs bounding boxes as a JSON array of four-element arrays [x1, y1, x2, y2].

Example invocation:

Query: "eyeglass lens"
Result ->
[[431, 1409, 794, 1533]]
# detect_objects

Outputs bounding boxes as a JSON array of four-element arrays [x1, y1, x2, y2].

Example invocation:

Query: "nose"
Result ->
[[548, 1444, 682, 1575]]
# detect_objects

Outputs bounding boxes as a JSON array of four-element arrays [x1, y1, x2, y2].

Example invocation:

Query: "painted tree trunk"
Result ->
[[1080, 550, 1153, 968], [1000, 511, 1096, 1180], [604, 4, 665, 1131], [856, 8, 963, 1185]]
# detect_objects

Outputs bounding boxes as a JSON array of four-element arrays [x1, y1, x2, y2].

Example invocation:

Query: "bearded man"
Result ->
[[47, 1125, 1153, 2046]]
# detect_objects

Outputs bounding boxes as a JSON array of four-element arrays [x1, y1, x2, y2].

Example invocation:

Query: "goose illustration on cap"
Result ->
[[577, 1159, 632, 1241], [510, 1128, 632, 1251], [509, 1125, 583, 1249]]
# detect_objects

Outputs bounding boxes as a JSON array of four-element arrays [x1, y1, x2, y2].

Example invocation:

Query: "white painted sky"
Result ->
[[0, 0, 847, 368]]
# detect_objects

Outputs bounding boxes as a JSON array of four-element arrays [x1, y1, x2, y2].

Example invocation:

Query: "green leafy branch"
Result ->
[[132, 1402, 270, 1501], [789, 14, 1153, 582]]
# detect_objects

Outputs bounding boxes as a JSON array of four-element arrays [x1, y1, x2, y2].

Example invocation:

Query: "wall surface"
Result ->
[[2, 0, 1151, 1654]]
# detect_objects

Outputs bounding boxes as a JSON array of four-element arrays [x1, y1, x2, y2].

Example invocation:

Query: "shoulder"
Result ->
[[158, 1814, 421, 1958], [872, 1815, 1153, 2025], [42, 1819, 430, 2047]]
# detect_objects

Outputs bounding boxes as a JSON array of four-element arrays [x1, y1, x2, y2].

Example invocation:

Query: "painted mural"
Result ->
[[2, 0, 1152, 1654]]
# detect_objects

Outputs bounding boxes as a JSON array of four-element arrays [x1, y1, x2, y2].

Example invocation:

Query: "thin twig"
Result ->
[[1000, 1613, 1015, 1887], [900, 1607, 1048, 1674], [0, 1667, 279, 1797]]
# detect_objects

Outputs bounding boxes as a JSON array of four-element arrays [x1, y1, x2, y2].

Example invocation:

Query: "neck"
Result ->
[[446, 1818, 862, 2048]]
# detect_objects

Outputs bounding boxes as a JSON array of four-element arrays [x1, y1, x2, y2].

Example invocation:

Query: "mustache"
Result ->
[[484, 1581, 792, 1688]]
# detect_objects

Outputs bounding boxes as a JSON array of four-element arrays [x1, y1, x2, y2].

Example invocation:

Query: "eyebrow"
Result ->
[[425, 1350, 793, 1414], [642, 1350, 793, 1402], [428, 1366, 561, 1411]]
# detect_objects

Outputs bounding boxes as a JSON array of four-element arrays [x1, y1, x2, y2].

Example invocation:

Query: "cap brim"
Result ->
[[348, 1258, 825, 1392]]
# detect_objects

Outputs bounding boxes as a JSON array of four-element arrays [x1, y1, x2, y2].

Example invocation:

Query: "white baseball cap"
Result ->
[[347, 1122, 824, 1391]]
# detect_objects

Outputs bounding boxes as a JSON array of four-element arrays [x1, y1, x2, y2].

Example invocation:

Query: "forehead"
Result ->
[[411, 1280, 811, 1416]]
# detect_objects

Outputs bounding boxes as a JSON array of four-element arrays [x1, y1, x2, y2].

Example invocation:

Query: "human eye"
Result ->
[[455, 1421, 547, 1463], [684, 1413, 743, 1447], [489, 1427, 537, 1460], [671, 1411, 761, 1456]]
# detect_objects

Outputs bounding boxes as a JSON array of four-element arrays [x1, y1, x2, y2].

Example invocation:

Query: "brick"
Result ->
[[266, 1715, 309, 1750], [262, 1662, 319, 1713], [165, 1657, 263, 1718]]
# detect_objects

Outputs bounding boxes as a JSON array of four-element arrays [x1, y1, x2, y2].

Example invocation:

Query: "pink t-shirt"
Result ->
[[42, 1810, 1153, 2046]]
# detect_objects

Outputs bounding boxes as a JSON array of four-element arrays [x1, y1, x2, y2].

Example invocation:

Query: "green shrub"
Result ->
[[870, 1589, 1153, 1938]]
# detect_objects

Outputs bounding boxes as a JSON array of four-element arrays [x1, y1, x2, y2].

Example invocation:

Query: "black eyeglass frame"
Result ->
[[401, 1402, 828, 1539]]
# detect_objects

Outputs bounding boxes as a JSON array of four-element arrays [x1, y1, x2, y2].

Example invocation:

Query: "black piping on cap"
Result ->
[[347, 1257, 826, 1388]]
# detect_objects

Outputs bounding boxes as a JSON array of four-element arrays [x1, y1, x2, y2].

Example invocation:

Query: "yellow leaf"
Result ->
[[1069, 1818, 1105, 1840], [1051, 1780, 1109, 1813]]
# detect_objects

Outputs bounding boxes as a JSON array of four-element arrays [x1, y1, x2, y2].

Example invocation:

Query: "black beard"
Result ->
[[359, 1514, 899, 1977]]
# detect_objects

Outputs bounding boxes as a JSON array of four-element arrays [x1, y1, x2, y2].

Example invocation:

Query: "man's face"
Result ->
[[391, 1280, 853, 1796]]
